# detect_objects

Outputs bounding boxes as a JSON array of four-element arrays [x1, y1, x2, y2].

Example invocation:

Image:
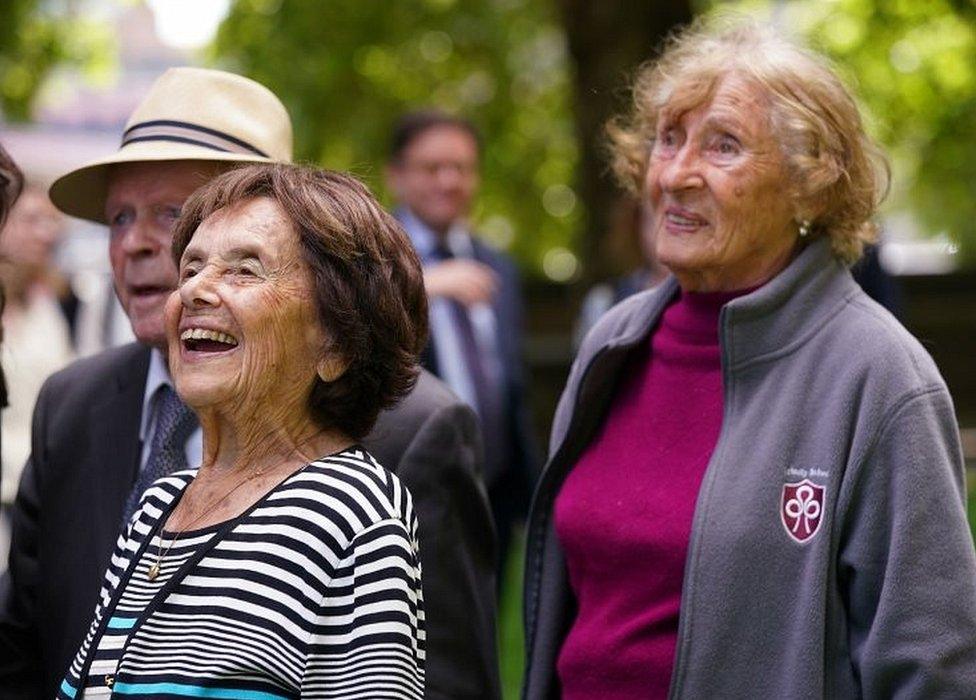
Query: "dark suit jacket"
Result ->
[[0, 343, 500, 700]]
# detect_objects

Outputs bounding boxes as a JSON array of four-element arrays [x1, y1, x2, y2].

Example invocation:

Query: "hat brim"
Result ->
[[49, 141, 275, 224]]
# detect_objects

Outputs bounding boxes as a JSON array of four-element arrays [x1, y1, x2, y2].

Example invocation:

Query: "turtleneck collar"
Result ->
[[660, 287, 756, 347]]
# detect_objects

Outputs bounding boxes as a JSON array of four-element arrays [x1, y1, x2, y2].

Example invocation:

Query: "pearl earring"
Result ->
[[798, 219, 811, 238]]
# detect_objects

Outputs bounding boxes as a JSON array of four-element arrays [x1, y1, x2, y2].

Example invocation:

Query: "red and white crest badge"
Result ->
[[781, 479, 826, 544]]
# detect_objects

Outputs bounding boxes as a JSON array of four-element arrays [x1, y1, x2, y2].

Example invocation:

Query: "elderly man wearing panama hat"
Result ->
[[0, 67, 501, 700]]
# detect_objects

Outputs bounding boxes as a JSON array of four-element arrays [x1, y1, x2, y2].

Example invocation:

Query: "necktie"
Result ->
[[121, 385, 197, 525], [431, 244, 509, 483]]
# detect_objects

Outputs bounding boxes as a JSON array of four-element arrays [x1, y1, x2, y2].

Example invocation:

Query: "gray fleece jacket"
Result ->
[[523, 239, 976, 699]]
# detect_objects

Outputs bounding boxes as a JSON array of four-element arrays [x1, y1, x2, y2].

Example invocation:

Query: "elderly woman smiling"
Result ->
[[523, 21, 976, 700], [58, 164, 427, 699]]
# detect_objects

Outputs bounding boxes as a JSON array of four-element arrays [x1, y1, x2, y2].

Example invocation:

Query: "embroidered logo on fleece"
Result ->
[[781, 479, 826, 544]]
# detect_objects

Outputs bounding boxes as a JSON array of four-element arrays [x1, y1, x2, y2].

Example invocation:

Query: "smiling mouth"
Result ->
[[180, 328, 239, 353], [665, 211, 707, 228]]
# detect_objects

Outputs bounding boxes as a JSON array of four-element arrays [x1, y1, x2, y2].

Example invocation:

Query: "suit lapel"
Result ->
[[43, 345, 150, 694], [89, 347, 149, 552]]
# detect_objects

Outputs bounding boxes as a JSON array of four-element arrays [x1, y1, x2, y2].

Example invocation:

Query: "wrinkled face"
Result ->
[[165, 197, 326, 420], [645, 75, 798, 292], [387, 125, 479, 236], [106, 160, 223, 350]]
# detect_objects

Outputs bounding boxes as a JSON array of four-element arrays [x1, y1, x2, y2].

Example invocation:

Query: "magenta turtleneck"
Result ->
[[554, 287, 749, 699]]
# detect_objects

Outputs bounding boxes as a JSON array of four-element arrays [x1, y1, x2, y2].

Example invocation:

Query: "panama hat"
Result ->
[[49, 66, 293, 223]]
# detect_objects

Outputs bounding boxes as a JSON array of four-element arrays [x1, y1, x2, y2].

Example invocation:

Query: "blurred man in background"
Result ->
[[387, 111, 538, 582]]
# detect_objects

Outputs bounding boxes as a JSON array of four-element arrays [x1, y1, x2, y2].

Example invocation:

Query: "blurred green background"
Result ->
[[4, 0, 976, 277]]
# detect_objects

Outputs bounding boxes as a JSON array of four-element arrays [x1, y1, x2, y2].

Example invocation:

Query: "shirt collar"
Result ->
[[139, 347, 173, 443], [397, 207, 473, 260]]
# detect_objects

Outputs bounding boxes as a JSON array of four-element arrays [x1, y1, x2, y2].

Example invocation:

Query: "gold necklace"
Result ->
[[147, 467, 266, 582]]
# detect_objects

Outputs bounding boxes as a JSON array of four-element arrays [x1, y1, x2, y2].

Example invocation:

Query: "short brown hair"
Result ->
[[172, 163, 428, 439], [608, 19, 890, 263], [389, 110, 481, 163]]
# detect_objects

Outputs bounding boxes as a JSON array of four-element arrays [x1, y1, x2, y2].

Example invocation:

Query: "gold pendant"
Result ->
[[148, 562, 160, 581]]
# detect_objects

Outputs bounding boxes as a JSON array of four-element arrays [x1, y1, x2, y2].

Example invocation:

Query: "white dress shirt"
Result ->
[[398, 208, 503, 418]]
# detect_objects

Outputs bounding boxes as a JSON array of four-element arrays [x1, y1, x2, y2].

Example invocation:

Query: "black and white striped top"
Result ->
[[82, 525, 218, 696], [58, 446, 426, 699]]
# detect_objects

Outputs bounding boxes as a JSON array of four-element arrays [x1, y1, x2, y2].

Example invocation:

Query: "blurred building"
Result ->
[[1, 2, 197, 357]]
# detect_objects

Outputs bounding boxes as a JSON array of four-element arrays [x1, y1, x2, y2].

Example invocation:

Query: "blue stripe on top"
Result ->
[[112, 682, 290, 699], [59, 679, 77, 699], [106, 616, 137, 630]]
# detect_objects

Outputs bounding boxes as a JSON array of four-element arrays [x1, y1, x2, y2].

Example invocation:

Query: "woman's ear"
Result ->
[[317, 355, 348, 383], [789, 149, 841, 228]]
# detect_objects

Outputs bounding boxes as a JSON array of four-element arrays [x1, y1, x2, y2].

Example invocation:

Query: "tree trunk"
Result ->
[[557, 0, 693, 283]]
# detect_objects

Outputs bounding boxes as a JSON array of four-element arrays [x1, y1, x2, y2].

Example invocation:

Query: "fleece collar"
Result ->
[[598, 238, 858, 371]]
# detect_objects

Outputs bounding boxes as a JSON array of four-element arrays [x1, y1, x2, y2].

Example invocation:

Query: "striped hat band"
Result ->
[[121, 119, 269, 158]]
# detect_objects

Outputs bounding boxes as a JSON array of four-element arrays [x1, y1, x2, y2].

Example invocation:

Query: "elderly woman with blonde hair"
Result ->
[[523, 20, 976, 700]]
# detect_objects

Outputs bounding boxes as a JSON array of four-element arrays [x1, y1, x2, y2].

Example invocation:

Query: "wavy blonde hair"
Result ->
[[608, 19, 890, 263]]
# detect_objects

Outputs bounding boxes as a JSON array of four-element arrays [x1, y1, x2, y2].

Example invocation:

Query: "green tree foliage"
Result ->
[[211, 0, 579, 278], [0, 0, 112, 121], [716, 0, 976, 262], [556, 0, 692, 283]]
